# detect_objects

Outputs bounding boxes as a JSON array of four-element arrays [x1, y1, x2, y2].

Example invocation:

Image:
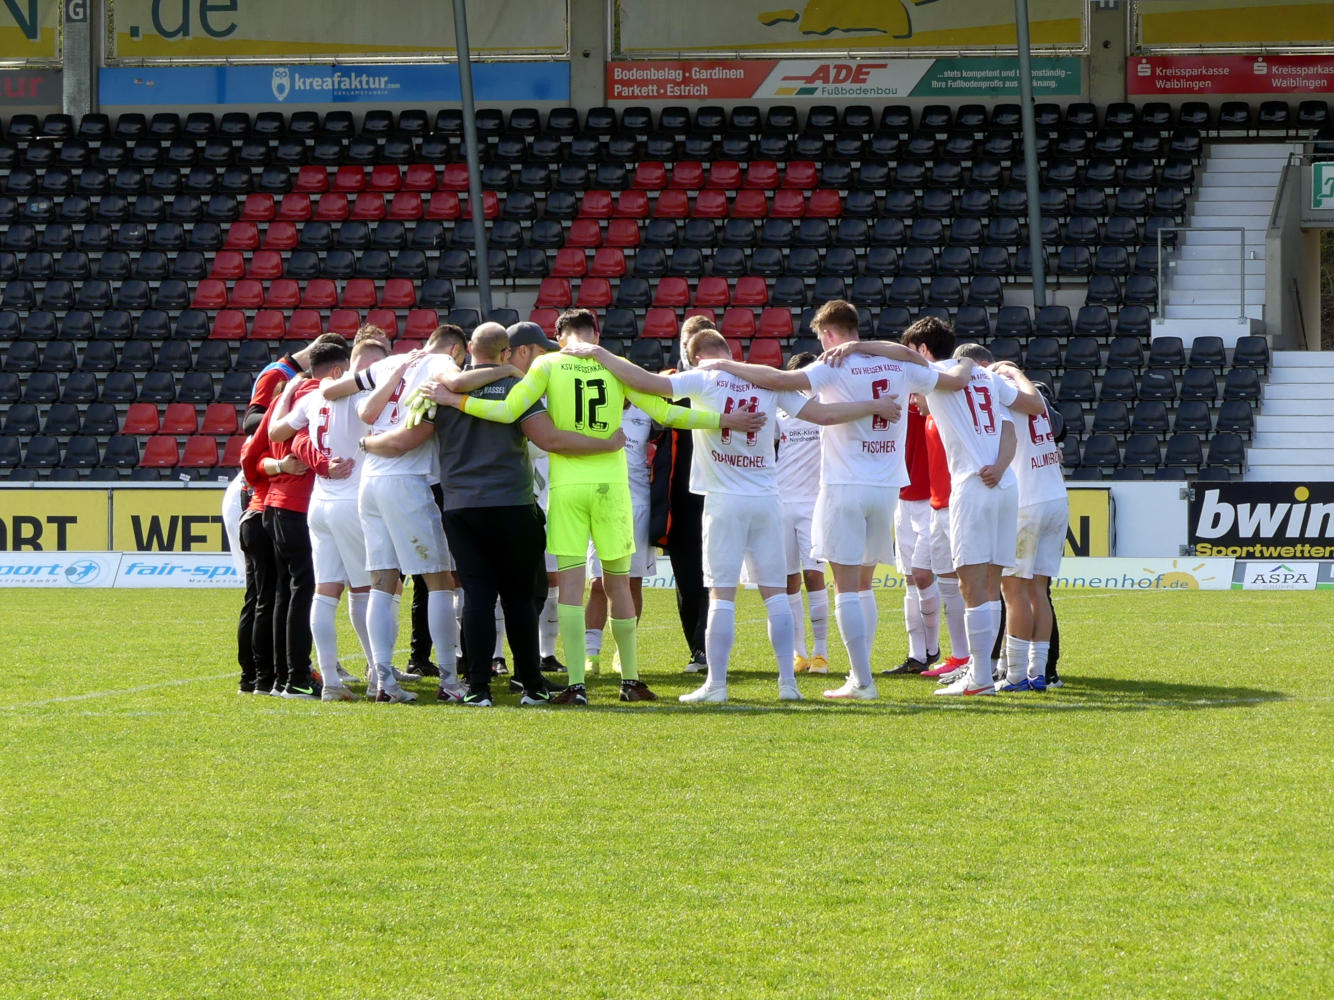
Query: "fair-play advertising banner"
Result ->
[[0, 0, 60, 63], [1128, 55, 1334, 95], [0, 552, 241, 588], [99, 61, 570, 106], [607, 57, 1081, 101], [107, 0, 567, 62]]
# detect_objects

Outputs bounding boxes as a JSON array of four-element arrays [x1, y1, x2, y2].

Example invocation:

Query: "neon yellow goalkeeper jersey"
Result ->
[[460, 352, 721, 487]]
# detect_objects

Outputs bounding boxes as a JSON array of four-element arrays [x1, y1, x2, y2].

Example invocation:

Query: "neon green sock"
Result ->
[[610, 617, 638, 681], [559, 604, 587, 685]]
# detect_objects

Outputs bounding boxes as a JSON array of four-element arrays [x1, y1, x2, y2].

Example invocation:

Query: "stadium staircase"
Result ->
[[1245, 351, 1334, 481]]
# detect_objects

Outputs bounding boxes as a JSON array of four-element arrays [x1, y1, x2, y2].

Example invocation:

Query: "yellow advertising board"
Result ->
[[112, 489, 230, 553], [1066, 487, 1113, 558], [0, 0, 61, 63], [1136, 0, 1334, 50], [614, 0, 1084, 56], [0, 489, 108, 551], [107, 0, 567, 62]]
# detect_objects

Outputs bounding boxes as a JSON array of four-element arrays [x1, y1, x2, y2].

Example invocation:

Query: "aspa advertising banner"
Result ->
[[1230, 560, 1324, 591], [107, 0, 567, 62], [100, 61, 570, 106], [1189, 483, 1334, 558], [614, 0, 1083, 56], [1135, 0, 1334, 51], [0, 0, 60, 63], [607, 57, 1081, 101], [1128, 55, 1334, 95]]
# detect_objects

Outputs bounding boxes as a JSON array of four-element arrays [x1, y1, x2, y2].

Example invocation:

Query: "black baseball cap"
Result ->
[[507, 321, 560, 352]]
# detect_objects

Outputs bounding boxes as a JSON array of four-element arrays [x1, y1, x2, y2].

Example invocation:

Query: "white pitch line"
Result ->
[[2, 672, 236, 710]]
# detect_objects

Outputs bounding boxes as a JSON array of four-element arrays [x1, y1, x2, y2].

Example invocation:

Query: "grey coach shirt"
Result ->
[[433, 366, 545, 511]]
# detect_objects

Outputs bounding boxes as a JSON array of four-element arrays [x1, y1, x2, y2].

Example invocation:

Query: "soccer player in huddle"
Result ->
[[918, 405, 972, 681]]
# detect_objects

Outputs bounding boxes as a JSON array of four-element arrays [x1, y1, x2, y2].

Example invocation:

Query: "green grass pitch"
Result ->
[[2, 588, 1331, 999]]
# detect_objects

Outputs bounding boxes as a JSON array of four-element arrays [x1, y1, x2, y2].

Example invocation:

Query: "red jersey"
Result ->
[[240, 381, 320, 514], [898, 404, 931, 502], [925, 414, 952, 510]]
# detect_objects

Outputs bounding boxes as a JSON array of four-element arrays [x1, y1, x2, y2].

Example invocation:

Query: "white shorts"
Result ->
[[948, 477, 1018, 570], [782, 499, 819, 574], [811, 483, 897, 567], [1006, 497, 1069, 580], [358, 473, 452, 576], [928, 506, 954, 576], [222, 473, 246, 576], [587, 501, 656, 578], [894, 498, 935, 576], [309, 497, 371, 588], [703, 491, 787, 589]]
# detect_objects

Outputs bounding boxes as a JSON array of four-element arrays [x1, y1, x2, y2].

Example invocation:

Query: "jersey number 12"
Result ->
[[572, 376, 609, 431]]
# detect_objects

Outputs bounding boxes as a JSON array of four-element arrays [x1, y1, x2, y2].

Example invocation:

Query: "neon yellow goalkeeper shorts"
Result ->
[[546, 481, 635, 563]]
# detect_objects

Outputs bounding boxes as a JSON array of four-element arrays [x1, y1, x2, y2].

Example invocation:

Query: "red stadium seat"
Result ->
[[535, 278, 572, 308], [782, 161, 818, 190], [425, 191, 461, 220], [161, 403, 197, 435], [725, 338, 745, 361], [653, 277, 690, 308], [604, 219, 640, 248], [772, 190, 806, 218], [706, 161, 742, 190], [288, 310, 324, 341], [654, 190, 689, 218], [403, 164, 438, 191], [747, 339, 784, 367], [224, 222, 259, 250], [192, 279, 229, 308], [576, 278, 612, 309], [123, 403, 159, 435], [262, 222, 299, 250], [721, 308, 757, 340], [441, 164, 470, 191], [209, 310, 247, 339], [757, 307, 793, 339], [341, 279, 379, 309], [315, 193, 349, 221], [566, 219, 603, 248], [247, 249, 285, 279], [613, 191, 649, 218], [180, 436, 218, 469], [669, 162, 704, 190], [551, 248, 588, 278], [580, 190, 614, 218], [461, 191, 499, 220], [332, 166, 366, 192], [365, 309, 398, 336], [404, 309, 439, 339], [632, 162, 667, 190], [220, 435, 245, 469], [276, 193, 312, 221], [807, 189, 843, 218], [387, 192, 423, 220], [209, 252, 245, 280], [590, 248, 626, 277], [381, 278, 417, 309], [733, 276, 769, 307], [250, 310, 287, 339], [327, 309, 362, 336], [530, 308, 559, 335], [301, 279, 338, 309], [731, 190, 768, 219], [241, 193, 275, 221], [200, 403, 238, 436], [368, 165, 402, 192], [642, 308, 679, 339], [264, 278, 301, 309], [693, 276, 730, 307], [743, 161, 780, 190], [684, 307, 716, 327], [140, 436, 179, 468], [294, 166, 328, 193], [228, 279, 265, 309], [392, 338, 423, 355], [693, 190, 728, 218], [350, 192, 385, 220]]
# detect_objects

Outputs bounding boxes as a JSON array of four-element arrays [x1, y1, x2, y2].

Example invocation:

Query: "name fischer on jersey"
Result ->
[[862, 440, 898, 454]]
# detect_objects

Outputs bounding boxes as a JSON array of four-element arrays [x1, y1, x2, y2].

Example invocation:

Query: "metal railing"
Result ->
[[1156, 225, 1248, 321]]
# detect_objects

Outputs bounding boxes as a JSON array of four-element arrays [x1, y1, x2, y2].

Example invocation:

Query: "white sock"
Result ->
[[917, 581, 941, 657], [585, 628, 604, 657], [539, 585, 559, 659], [453, 587, 465, 657], [493, 598, 506, 658], [367, 588, 398, 688], [808, 587, 829, 657], [788, 592, 808, 659], [347, 590, 373, 667], [764, 593, 796, 686], [834, 592, 873, 688], [859, 589, 879, 657], [903, 582, 926, 662], [427, 589, 458, 685], [964, 603, 996, 687], [1028, 641, 1050, 682], [310, 593, 340, 682], [1006, 635, 1031, 683], [938, 576, 968, 659], [704, 599, 736, 689], [389, 592, 402, 659]]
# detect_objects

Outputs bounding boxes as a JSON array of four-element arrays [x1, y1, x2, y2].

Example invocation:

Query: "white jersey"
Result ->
[[361, 353, 440, 479], [622, 403, 653, 507], [286, 386, 362, 502], [775, 404, 822, 501], [1011, 398, 1067, 507], [668, 368, 808, 497], [804, 353, 938, 489], [925, 361, 1018, 489]]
